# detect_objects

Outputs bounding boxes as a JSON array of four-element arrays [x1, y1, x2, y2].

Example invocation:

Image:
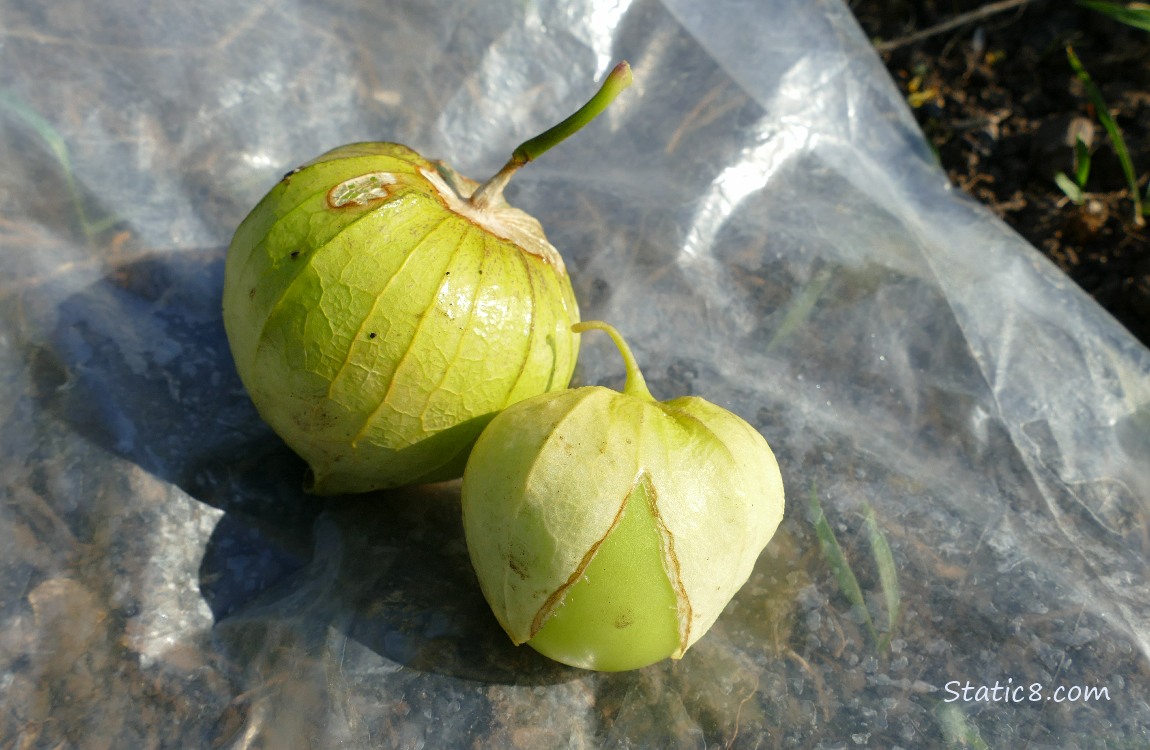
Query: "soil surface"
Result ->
[[850, 0, 1150, 347]]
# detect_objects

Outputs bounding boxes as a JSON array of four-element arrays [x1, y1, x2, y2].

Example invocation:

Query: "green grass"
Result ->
[[863, 504, 900, 652], [1054, 136, 1092, 205], [1070, 1, 1150, 224], [809, 486, 901, 651], [0, 90, 117, 241], [1063, 46, 1146, 225], [1077, 0, 1150, 33], [764, 266, 833, 355]]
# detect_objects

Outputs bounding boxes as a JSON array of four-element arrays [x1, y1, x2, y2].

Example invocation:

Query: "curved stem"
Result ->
[[469, 61, 633, 209], [572, 320, 654, 401]]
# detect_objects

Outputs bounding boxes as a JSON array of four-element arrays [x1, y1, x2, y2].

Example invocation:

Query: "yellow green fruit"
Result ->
[[461, 321, 785, 671], [222, 142, 579, 494], [222, 63, 634, 495]]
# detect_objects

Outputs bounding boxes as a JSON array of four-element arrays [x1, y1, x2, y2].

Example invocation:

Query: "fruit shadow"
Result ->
[[34, 248, 578, 685], [201, 482, 581, 686]]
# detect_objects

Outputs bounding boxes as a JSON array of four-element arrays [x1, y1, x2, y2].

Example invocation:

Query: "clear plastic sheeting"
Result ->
[[2, 0, 1148, 746]]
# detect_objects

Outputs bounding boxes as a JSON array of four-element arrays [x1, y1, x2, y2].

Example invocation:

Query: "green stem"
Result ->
[[469, 61, 633, 209], [572, 320, 654, 401]]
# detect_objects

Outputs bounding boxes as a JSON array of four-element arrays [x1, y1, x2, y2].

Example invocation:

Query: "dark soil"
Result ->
[[849, 0, 1150, 347]]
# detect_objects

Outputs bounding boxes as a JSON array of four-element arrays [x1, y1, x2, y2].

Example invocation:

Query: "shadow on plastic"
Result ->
[[34, 249, 581, 685]]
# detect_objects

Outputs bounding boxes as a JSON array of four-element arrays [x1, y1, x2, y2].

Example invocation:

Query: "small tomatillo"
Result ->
[[461, 321, 785, 671]]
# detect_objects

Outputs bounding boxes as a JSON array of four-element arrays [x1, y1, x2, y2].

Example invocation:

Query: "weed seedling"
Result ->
[[809, 486, 901, 652], [1063, 39, 1147, 224]]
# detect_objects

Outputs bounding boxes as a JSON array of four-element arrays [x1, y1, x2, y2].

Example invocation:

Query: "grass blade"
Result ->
[[863, 504, 901, 650], [1066, 46, 1145, 225], [0, 89, 102, 240], [1077, 0, 1150, 32], [1074, 136, 1092, 187], [765, 266, 832, 354], [1055, 172, 1086, 204], [809, 487, 877, 642]]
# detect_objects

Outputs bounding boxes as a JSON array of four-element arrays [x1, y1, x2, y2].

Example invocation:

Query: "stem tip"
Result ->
[[572, 320, 654, 401]]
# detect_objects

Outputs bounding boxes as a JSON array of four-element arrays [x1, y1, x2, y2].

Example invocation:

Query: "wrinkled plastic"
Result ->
[[2, 0, 1148, 747]]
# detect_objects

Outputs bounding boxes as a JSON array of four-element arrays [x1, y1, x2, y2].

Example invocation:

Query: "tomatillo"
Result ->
[[222, 64, 633, 495], [461, 321, 785, 671]]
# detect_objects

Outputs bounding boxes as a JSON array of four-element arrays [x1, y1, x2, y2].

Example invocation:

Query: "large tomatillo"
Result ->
[[223, 64, 633, 495]]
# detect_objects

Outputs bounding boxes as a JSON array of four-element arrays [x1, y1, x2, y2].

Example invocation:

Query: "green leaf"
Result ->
[[1066, 46, 1145, 225], [1054, 171, 1086, 204], [0, 89, 101, 240], [764, 266, 833, 354], [1077, 0, 1150, 32], [863, 504, 901, 651], [809, 487, 876, 642], [1074, 136, 1092, 187]]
